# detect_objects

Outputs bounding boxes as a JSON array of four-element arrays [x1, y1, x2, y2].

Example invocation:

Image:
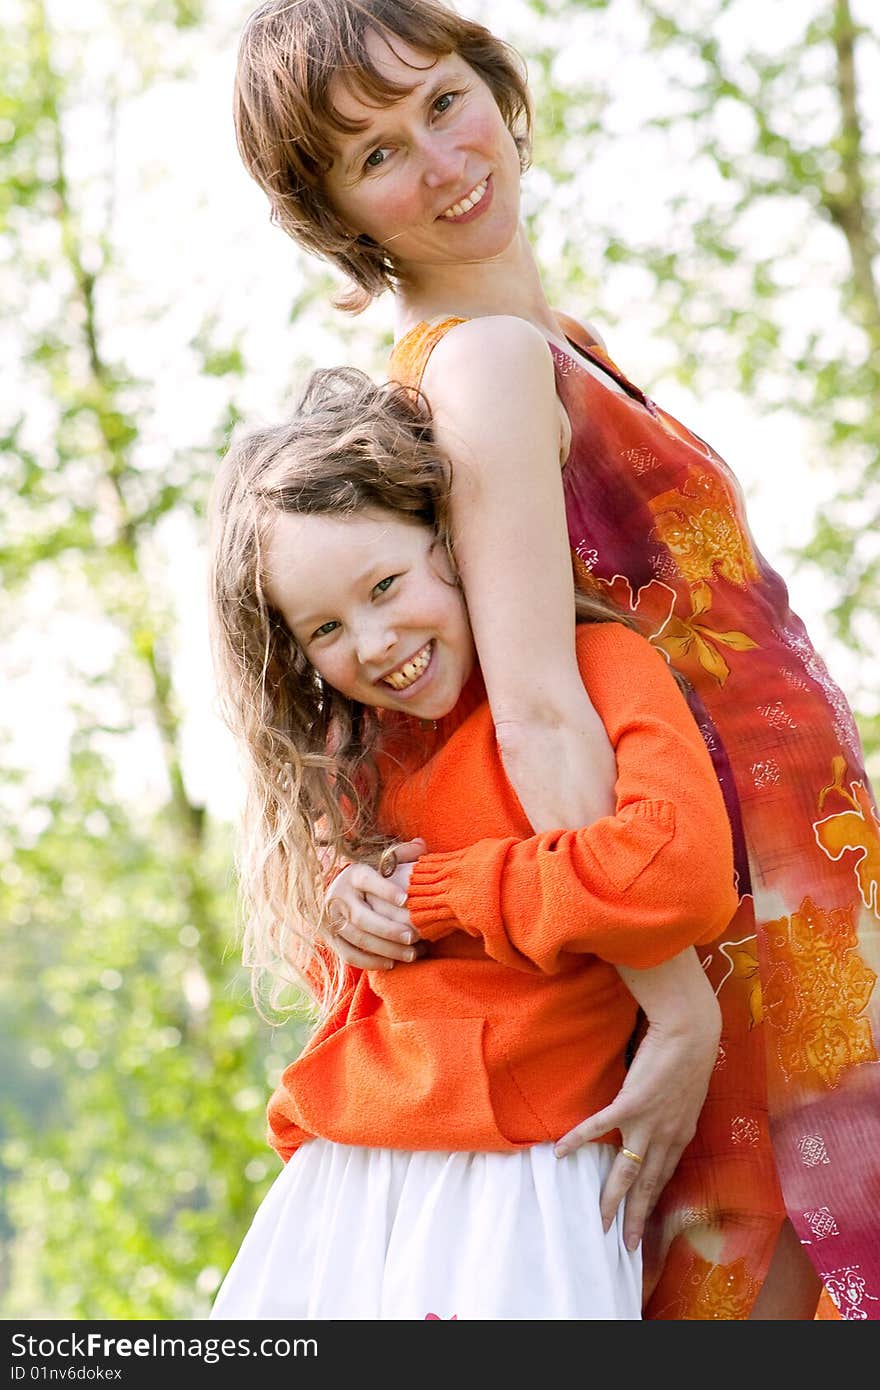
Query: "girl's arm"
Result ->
[[407, 808, 734, 973], [422, 315, 619, 828], [405, 628, 738, 972]]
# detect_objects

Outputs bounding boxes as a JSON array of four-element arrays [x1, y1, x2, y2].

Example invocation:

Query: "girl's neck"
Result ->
[[379, 659, 487, 768], [393, 224, 560, 338]]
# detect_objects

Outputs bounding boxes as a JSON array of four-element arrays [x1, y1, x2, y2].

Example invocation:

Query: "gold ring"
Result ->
[[621, 1147, 644, 1166], [326, 901, 349, 936], [378, 845, 398, 878]]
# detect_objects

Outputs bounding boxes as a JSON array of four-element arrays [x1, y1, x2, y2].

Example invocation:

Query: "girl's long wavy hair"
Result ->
[[208, 365, 639, 1021], [233, 0, 532, 311]]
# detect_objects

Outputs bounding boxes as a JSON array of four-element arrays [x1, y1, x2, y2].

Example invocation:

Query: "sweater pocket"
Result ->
[[276, 1013, 525, 1153]]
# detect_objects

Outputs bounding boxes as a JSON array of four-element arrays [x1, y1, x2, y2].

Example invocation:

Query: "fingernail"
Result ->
[[626, 1236, 640, 1252], [397, 894, 407, 907], [404, 949, 415, 962], [554, 1146, 567, 1159], [400, 930, 413, 944]]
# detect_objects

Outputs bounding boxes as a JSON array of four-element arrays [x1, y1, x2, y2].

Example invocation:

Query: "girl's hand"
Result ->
[[324, 839, 426, 970], [553, 949, 721, 1251]]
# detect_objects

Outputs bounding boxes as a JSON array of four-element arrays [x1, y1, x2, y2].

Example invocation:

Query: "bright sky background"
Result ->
[[8, 0, 879, 826]]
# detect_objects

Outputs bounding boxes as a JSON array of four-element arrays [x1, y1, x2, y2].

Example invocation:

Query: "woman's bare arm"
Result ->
[[422, 315, 723, 1242], [423, 315, 618, 828], [555, 950, 722, 1250]]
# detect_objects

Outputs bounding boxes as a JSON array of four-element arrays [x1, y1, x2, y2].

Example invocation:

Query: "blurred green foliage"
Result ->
[[1, 0, 876, 1320], [0, 0, 312, 1319], [0, 762, 311, 1317]]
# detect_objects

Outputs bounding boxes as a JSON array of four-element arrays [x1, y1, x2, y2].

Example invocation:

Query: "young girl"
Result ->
[[206, 365, 738, 1321], [231, 0, 880, 1318]]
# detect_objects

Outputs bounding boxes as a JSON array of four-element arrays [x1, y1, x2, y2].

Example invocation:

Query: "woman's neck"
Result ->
[[394, 225, 560, 337]]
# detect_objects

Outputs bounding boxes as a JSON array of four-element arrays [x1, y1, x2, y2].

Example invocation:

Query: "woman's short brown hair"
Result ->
[[233, 0, 532, 310]]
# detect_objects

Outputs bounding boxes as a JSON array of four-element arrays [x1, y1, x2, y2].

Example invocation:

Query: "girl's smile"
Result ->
[[380, 637, 434, 691], [323, 34, 521, 278], [264, 508, 475, 721]]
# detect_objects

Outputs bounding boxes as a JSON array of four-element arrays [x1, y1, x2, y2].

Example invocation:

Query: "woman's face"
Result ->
[[264, 507, 476, 721], [323, 32, 523, 281]]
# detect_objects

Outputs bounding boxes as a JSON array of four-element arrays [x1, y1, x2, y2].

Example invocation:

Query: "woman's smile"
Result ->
[[438, 175, 492, 222]]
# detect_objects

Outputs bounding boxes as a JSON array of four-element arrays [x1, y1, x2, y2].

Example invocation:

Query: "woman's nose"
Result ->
[[420, 134, 466, 190]]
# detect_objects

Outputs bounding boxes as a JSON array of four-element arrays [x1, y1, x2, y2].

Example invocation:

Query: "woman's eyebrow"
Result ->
[[342, 123, 397, 173], [340, 74, 454, 172]]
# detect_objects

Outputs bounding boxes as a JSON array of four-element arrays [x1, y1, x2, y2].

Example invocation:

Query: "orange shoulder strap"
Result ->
[[390, 311, 621, 389], [388, 316, 468, 392], [554, 310, 622, 374]]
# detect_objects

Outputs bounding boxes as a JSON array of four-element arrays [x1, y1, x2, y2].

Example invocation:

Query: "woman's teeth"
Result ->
[[441, 180, 487, 219], [382, 642, 432, 691]]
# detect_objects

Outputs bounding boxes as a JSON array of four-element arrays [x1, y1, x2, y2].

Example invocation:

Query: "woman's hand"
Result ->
[[323, 839, 426, 970], [554, 948, 721, 1251]]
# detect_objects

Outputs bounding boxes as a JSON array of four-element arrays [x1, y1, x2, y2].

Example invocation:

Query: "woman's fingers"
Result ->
[[554, 1120, 594, 1157], [599, 1147, 658, 1246], [555, 1111, 653, 1248], [390, 837, 426, 864], [369, 887, 411, 918], [347, 862, 410, 911], [619, 1156, 671, 1251], [328, 867, 410, 931], [556, 996, 718, 1246], [323, 846, 427, 967], [378, 837, 426, 878], [330, 937, 407, 971], [332, 904, 419, 958], [554, 1091, 683, 1249]]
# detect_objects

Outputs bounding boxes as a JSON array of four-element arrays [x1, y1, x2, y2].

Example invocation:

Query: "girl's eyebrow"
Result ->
[[289, 558, 394, 628]]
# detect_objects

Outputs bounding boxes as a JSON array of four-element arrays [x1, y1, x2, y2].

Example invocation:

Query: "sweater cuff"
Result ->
[[407, 849, 471, 942]]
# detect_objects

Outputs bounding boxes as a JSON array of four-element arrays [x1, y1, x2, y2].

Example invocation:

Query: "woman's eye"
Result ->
[[311, 620, 339, 640], [373, 575, 397, 596], [364, 147, 389, 170], [433, 91, 456, 115]]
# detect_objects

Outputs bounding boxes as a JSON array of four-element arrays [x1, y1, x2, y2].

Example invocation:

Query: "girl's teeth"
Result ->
[[384, 643, 432, 690]]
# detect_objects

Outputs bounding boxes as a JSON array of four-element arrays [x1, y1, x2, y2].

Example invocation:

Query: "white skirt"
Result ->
[[209, 1139, 641, 1320]]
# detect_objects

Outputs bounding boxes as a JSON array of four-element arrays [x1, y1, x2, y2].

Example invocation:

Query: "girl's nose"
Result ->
[[355, 619, 396, 667]]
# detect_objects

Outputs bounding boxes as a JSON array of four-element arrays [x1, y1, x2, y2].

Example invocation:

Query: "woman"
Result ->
[[231, 0, 879, 1319]]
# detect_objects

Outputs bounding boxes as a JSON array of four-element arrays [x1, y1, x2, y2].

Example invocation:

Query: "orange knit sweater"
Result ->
[[267, 623, 738, 1161]]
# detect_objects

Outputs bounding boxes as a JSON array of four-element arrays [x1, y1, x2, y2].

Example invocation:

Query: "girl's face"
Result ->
[[323, 32, 522, 280], [264, 508, 476, 721]]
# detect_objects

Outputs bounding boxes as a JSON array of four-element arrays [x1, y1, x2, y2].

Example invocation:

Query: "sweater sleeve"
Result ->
[[406, 626, 739, 973]]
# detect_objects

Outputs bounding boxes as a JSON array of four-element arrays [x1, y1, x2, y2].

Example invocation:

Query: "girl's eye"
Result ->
[[373, 575, 397, 596], [433, 91, 456, 115], [364, 147, 389, 171], [311, 620, 339, 640]]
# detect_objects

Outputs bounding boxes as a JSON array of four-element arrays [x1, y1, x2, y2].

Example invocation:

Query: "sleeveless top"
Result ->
[[390, 315, 880, 1321]]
